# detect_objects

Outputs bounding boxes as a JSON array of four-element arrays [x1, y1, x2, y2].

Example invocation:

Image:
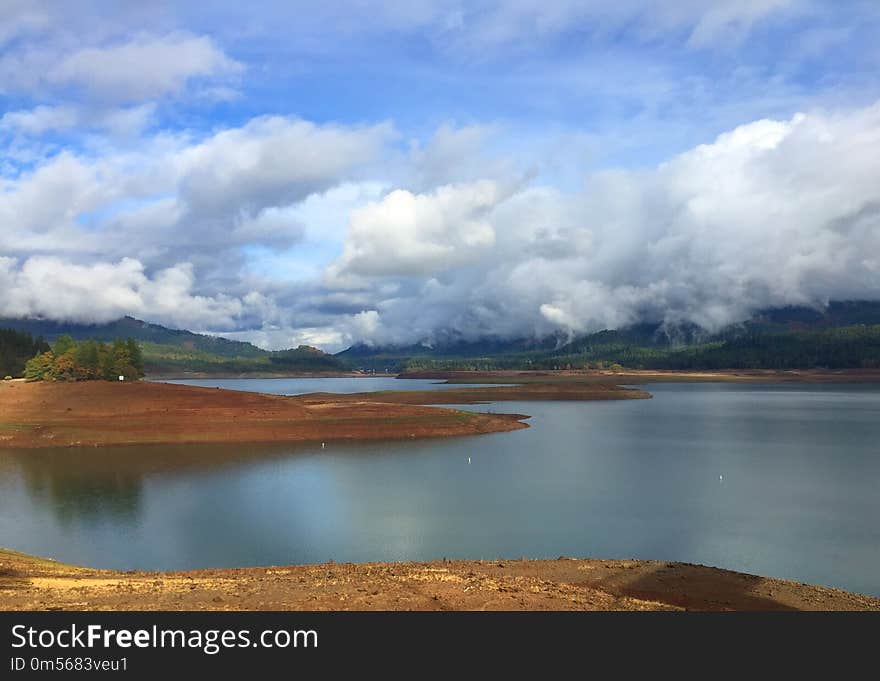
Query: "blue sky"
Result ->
[[2, 1, 880, 350]]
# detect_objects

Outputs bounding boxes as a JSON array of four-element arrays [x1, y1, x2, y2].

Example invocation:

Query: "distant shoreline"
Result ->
[[145, 368, 880, 382], [146, 371, 398, 380], [399, 368, 880, 383]]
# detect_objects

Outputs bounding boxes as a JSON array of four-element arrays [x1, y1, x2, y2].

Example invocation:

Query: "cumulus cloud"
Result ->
[[175, 117, 393, 220], [0, 112, 395, 338], [328, 180, 506, 280], [0, 257, 245, 329], [3, 98, 880, 349], [327, 102, 880, 346], [2, 1, 879, 352], [0, 116, 391, 265]]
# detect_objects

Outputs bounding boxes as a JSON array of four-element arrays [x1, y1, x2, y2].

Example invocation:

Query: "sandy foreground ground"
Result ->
[[1, 549, 877, 611]]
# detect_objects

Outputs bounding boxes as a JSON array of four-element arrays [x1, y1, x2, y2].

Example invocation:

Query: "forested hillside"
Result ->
[[7, 302, 880, 376], [340, 302, 880, 372]]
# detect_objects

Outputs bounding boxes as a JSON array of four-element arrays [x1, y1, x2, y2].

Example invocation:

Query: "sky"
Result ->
[[1, 0, 880, 351]]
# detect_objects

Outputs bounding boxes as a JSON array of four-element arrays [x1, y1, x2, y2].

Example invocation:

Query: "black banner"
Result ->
[[1, 611, 874, 675]]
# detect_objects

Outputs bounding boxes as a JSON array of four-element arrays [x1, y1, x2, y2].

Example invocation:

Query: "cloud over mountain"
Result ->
[[323, 104, 880, 346], [1, 1, 879, 351]]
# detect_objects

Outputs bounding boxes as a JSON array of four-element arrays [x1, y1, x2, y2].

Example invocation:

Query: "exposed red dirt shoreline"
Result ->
[[0, 380, 541, 449]]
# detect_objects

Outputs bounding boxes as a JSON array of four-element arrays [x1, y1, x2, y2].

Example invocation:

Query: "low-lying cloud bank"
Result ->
[[322, 102, 880, 347], [2, 102, 880, 351]]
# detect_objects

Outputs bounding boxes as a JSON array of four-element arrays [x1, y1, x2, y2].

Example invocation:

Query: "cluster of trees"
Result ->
[[0, 328, 51, 378], [24, 336, 144, 382]]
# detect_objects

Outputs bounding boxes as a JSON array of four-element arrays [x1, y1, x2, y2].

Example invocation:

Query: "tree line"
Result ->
[[24, 335, 145, 382], [0, 328, 51, 378]]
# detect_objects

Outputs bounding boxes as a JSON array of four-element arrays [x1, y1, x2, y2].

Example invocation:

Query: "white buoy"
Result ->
[[467, 456, 471, 464], [719, 475, 723, 482], [321, 442, 325, 449]]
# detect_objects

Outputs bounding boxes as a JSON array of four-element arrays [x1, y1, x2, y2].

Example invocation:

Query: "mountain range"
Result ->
[[3, 300, 880, 376], [0, 316, 347, 375]]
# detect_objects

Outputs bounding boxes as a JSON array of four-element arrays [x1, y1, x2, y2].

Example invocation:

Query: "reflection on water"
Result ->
[[4, 443, 312, 527], [1, 381, 879, 597], [22, 461, 142, 526], [156, 376, 506, 395]]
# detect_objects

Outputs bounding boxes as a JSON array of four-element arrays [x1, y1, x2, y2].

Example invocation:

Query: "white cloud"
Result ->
[[0, 105, 79, 134], [328, 180, 505, 279], [325, 102, 880, 346], [0, 30, 240, 103], [0, 116, 392, 267], [8, 103, 880, 348], [175, 116, 393, 220], [5, 100, 880, 349], [0, 0, 50, 46], [47, 33, 241, 102], [0, 103, 156, 137], [0, 257, 246, 329]]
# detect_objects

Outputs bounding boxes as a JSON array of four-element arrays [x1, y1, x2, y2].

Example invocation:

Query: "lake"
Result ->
[[1, 380, 878, 597], [158, 376, 506, 394]]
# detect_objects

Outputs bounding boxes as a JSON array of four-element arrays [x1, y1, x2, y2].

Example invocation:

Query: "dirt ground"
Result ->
[[1, 549, 876, 611], [0, 379, 653, 449], [0, 380, 539, 449], [302, 380, 650, 405]]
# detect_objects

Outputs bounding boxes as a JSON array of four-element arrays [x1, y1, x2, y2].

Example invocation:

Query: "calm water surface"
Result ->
[[158, 376, 504, 394], [1, 380, 878, 596]]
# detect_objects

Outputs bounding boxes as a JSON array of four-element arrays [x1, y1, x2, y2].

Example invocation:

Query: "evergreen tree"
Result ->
[[99, 344, 117, 381], [0, 329, 51, 377], [74, 340, 101, 379], [112, 339, 136, 380], [126, 338, 144, 377], [53, 334, 76, 356]]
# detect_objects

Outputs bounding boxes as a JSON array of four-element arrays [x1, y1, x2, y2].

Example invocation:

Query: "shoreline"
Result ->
[[0, 375, 650, 450], [145, 368, 880, 383], [0, 380, 538, 450], [2, 548, 876, 611], [399, 368, 880, 383], [4, 369, 876, 449], [146, 371, 399, 380]]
